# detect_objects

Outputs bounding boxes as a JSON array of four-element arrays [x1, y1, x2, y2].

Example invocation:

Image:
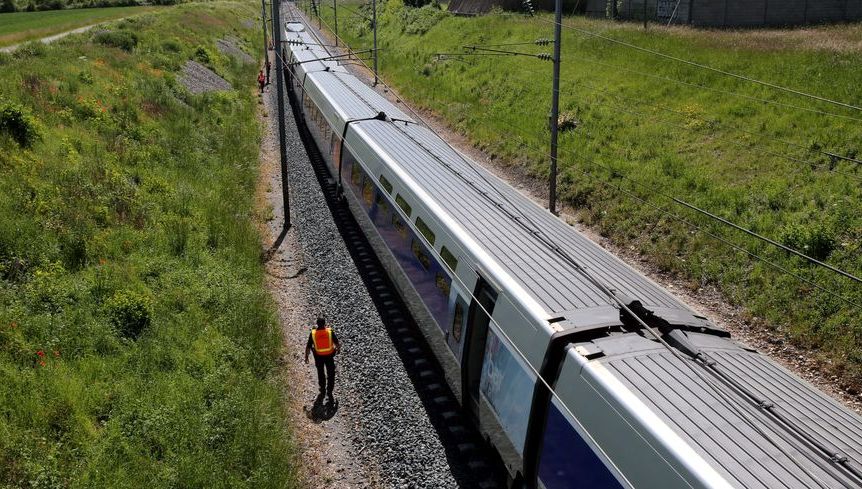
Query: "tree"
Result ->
[[1, 0, 17, 13]]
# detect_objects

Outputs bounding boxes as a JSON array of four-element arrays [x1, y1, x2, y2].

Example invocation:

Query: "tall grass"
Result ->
[[0, 2, 299, 486], [321, 1, 862, 385]]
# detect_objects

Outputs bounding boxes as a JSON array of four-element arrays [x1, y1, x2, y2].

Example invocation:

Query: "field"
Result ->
[[0, 6, 162, 47], [0, 2, 299, 487], [318, 2, 862, 386]]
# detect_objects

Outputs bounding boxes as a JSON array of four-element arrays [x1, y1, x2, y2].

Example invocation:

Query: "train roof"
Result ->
[[570, 331, 862, 488], [307, 71, 413, 124], [351, 119, 688, 318], [284, 23, 348, 75]]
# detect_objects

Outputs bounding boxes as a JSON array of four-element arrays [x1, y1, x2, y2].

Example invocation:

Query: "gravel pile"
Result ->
[[216, 37, 254, 64], [275, 86, 466, 488], [178, 60, 232, 94]]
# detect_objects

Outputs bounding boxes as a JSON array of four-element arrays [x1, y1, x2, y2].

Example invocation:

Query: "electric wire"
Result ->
[[282, 10, 855, 485], [440, 67, 862, 285], [487, 117, 862, 310], [497, 68, 862, 181], [529, 49, 862, 124], [532, 16, 862, 114]]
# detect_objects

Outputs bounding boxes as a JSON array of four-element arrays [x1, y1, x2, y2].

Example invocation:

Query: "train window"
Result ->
[[395, 194, 412, 217], [393, 214, 408, 240], [415, 217, 436, 246], [435, 272, 450, 297], [440, 246, 458, 273], [452, 301, 464, 342], [351, 161, 362, 186], [411, 239, 431, 270], [378, 175, 393, 194], [362, 177, 374, 206]]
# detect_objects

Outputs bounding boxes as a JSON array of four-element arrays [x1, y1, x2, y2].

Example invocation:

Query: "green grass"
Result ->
[[0, 2, 300, 487], [0, 6, 160, 47], [320, 2, 862, 386]]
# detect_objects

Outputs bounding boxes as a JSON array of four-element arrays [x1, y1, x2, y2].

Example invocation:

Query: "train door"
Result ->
[[462, 278, 497, 420]]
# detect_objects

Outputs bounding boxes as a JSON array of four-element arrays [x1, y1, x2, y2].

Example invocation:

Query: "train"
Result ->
[[281, 16, 862, 489]]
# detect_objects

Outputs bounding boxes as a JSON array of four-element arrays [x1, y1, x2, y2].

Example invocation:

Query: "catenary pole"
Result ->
[[333, 0, 338, 46], [548, 0, 561, 214], [272, 0, 291, 227], [261, 0, 269, 84], [372, 0, 378, 85]]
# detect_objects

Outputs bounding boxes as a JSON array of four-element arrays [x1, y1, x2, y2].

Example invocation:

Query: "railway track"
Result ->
[[285, 74, 508, 488]]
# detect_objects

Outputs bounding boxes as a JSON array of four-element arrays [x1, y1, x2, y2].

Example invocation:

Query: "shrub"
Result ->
[[93, 30, 139, 52], [12, 41, 47, 58], [400, 4, 448, 35], [1, 0, 16, 13], [194, 45, 214, 65], [780, 223, 836, 260], [105, 290, 152, 339], [161, 38, 182, 53], [0, 100, 42, 148]]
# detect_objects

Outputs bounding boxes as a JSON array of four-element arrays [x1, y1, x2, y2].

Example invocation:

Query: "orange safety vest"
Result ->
[[311, 327, 335, 356]]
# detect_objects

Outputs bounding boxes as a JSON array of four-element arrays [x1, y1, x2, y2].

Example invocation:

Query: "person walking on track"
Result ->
[[305, 316, 341, 402], [257, 69, 266, 94]]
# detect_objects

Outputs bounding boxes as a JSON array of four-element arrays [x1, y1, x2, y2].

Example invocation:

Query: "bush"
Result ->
[[93, 30, 139, 52], [400, 4, 448, 35], [0, 101, 42, 148], [779, 223, 836, 260], [1, 0, 16, 12], [194, 45, 215, 65], [105, 290, 152, 339]]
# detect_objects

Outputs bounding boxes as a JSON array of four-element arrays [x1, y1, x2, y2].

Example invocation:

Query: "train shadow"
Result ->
[[284, 69, 507, 488]]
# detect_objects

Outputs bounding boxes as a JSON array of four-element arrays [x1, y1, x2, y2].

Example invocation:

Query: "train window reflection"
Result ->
[[395, 194, 412, 217], [415, 217, 436, 246]]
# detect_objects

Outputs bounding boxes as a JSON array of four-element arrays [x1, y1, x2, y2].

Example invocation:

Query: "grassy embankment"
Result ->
[[0, 3, 299, 487], [320, 3, 862, 385], [0, 6, 161, 47]]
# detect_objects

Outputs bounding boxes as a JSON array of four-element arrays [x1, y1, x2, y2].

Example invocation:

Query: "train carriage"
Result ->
[[282, 20, 862, 489]]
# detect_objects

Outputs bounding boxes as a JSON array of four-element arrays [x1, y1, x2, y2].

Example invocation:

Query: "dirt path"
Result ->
[[0, 22, 110, 53], [292, 8, 862, 414]]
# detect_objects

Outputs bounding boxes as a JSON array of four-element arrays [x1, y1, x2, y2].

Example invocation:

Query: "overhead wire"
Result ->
[[486, 116, 862, 310], [496, 68, 862, 181], [531, 16, 862, 114], [482, 69, 862, 284], [282, 9, 856, 485]]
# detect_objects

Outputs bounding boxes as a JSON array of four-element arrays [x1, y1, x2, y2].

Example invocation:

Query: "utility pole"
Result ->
[[548, 0, 561, 214], [261, 0, 269, 84], [333, 0, 338, 46], [372, 0, 378, 85], [271, 0, 291, 228], [643, 0, 648, 28]]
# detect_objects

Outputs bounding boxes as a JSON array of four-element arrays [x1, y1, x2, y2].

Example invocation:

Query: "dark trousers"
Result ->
[[314, 354, 335, 395]]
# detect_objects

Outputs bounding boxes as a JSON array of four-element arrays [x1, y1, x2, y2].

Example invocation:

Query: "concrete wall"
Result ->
[[589, 0, 862, 27]]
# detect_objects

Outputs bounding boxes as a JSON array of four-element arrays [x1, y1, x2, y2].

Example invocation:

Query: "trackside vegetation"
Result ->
[[320, 2, 862, 387], [0, 3, 299, 486]]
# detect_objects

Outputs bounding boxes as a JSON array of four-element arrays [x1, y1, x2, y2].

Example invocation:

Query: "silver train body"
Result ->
[[283, 21, 862, 489]]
